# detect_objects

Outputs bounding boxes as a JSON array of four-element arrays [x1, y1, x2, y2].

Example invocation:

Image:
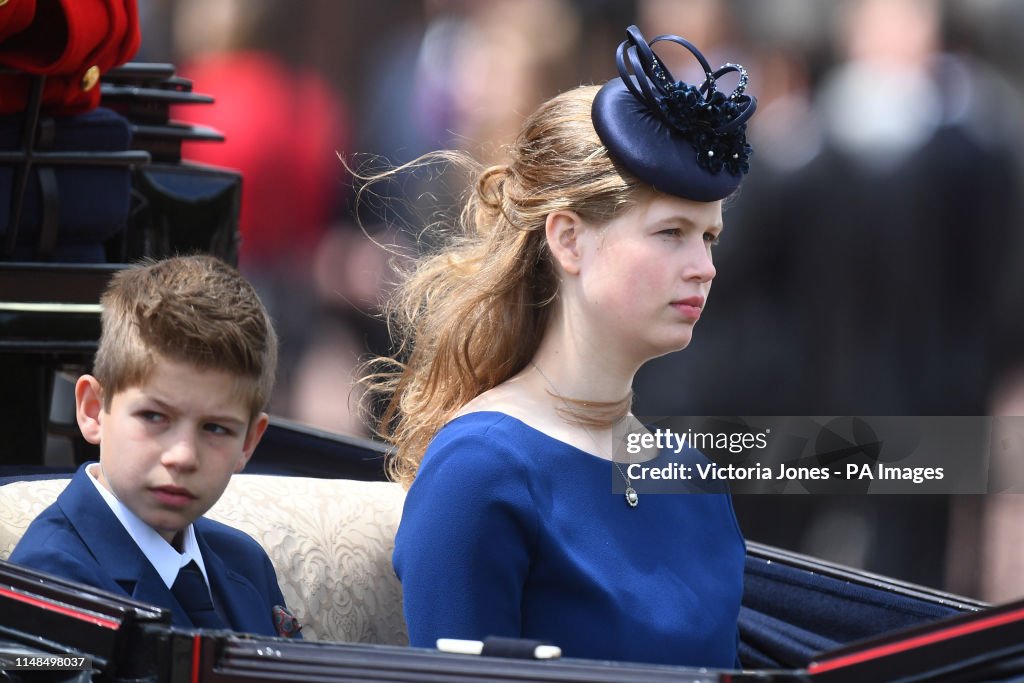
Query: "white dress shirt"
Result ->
[[85, 463, 211, 592]]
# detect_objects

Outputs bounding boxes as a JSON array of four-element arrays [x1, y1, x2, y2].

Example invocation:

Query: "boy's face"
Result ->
[[76, 356, 268, 544]]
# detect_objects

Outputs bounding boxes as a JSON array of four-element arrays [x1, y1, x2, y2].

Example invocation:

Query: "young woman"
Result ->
[[372, 25, 756, 668]]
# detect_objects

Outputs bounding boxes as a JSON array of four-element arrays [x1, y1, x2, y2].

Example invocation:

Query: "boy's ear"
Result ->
[[545, 210, 584, 276], [236, 412, 270, 472], [75, 375, 105, 445]]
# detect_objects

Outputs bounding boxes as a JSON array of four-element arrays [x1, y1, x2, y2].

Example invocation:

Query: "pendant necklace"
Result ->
[[531, 361, 638, 509]]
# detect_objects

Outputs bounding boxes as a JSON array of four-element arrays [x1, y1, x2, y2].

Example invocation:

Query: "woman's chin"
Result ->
[[644, 333, 694, 361]]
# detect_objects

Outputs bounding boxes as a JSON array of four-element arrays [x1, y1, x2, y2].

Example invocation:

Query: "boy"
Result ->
[[11, 255, 299, 637]]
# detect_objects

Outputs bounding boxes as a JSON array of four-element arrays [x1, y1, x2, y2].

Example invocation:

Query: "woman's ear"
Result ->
[[75, 375, 105, 445], [545, 210, 584, 276]]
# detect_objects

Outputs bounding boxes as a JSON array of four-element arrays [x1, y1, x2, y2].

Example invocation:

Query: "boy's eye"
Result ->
[[204, 423, 232, 436], [139, 411, 165, 423], [704, 232, 721, 246], [659, 228, 682, 237]]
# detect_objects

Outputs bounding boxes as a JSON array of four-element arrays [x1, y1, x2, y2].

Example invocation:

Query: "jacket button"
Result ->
[[81, 65, 101, 91]]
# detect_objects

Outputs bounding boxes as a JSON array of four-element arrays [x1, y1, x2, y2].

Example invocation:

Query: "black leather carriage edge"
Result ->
[[0, 63, 241, 469], [2, 546, 1020, 683]]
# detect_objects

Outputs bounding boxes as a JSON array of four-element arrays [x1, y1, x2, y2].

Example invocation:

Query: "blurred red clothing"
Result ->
[[176, 51, 349, 268]]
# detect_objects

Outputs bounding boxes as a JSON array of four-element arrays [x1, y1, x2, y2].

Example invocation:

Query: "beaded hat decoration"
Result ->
[[592, 25, 756, 202]]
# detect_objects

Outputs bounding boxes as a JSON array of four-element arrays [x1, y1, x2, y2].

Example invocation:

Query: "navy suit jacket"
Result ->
[[10, 466, 290, 636]]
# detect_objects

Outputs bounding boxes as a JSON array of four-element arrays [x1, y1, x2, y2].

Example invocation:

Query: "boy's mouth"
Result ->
[[151, 485, 196, 507]]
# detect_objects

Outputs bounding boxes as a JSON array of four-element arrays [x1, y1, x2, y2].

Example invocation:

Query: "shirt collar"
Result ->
[[85, 463, 210, 589]]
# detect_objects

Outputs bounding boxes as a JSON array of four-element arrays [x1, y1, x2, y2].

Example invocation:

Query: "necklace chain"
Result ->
[[530, 362, 639, 508]]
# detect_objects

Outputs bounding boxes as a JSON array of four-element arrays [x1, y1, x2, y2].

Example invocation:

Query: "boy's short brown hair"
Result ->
[[92, 255, 277, 420]]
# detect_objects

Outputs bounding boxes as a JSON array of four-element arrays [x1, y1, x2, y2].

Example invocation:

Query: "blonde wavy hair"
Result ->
[[365, 85, 643, 487]]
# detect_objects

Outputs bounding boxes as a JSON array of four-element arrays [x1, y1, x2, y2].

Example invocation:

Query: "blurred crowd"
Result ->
[[136, 0, 1024, 601]]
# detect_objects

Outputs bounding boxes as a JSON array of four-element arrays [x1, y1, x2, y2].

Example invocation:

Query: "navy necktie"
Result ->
[[171, 561, 227, 629]]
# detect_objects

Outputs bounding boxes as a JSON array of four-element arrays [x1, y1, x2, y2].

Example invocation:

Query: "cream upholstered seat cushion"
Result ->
[[209, 475, 408, 644], [0, 474, 408, 645], [0, 478, 70, 559]]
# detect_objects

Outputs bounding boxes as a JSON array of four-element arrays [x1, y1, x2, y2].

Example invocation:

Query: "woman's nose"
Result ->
[[683, 244, 717, 283]]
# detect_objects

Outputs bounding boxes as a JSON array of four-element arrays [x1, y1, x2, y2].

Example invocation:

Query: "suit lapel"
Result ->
[[56, 468, 192, 626], [195, 521, 272, 636]]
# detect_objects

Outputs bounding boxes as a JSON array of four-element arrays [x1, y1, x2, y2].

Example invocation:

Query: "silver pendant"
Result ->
[[625, 487, 639, 508]]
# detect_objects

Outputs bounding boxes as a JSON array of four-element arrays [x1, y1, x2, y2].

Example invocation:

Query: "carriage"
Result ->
[[2, 62, 1023, 683]]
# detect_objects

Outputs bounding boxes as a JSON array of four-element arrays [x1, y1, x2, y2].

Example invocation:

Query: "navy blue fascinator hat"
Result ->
[[592, 25, 756, 202]]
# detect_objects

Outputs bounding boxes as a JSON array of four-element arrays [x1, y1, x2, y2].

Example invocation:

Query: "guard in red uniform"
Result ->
[[0, 0, 140, 115]]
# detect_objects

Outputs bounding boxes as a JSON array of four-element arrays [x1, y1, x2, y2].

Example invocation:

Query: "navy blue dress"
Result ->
[[393, 411, 745, 667]]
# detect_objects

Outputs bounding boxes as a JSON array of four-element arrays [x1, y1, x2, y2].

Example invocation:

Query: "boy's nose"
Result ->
[[162, 435, 199, 469]]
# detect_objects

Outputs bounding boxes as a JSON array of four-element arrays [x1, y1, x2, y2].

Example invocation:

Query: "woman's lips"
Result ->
[[671, 297, 703, 321], [151, 485, 196, 507]]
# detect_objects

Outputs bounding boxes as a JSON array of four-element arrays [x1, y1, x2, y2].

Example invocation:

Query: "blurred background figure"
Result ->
[[132, 0, 1024, 602], [632, 0, 1024, 596], [445, 0, 583, 163], [160, 0, 363, 432], [172, 0, 350, 276]]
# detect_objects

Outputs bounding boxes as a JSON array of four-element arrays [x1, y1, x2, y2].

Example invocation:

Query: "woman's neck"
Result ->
[[529, 311, 637, 403]]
